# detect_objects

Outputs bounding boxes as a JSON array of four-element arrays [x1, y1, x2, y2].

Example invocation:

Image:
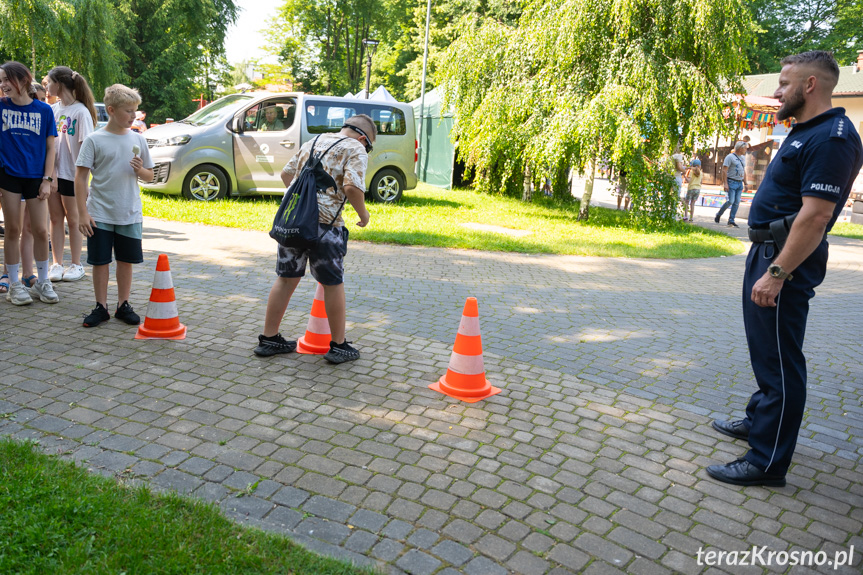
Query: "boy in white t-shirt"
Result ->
[[75, 84, 154, 327]]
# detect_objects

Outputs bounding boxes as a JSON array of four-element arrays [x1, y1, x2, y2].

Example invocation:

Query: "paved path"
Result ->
[[1, 214, 861, 574]]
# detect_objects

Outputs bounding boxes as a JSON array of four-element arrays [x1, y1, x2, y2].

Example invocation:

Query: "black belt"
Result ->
[[748, 228, 773, 243]]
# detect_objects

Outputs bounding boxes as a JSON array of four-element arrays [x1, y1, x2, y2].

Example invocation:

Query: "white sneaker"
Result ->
[[29, 280, 59, 304], [62, 264, 86, 282], [48, 263, 64, 282], [7, 281, 33, 305]]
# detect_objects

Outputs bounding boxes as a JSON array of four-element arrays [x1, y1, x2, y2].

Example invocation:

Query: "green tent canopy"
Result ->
[[411, 88, 456, 189]]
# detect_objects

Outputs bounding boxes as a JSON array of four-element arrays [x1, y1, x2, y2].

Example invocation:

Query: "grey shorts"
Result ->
[[685, 189, 701, 202], [276, 224, 348, 285]]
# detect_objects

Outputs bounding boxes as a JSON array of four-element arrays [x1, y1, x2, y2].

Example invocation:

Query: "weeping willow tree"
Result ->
[[438, 0, 753, 223]]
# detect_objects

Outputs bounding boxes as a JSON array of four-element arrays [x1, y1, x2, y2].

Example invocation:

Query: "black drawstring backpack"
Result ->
[[270, 136, 348, 248]]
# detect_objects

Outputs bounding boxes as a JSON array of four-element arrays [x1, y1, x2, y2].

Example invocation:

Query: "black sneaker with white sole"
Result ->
[[115, 301, 141, 325], [254, 333, 297, 356], [324, 341, 360, 364], [83, 303, 110, 327]]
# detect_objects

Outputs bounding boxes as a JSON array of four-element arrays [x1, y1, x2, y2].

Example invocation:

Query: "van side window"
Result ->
[[306, 104, 358, 134], [305, 101, 405, 136], [243, 98, 297, 132], [369, 107, 406, 135]]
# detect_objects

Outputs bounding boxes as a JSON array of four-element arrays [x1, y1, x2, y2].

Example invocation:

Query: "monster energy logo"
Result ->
[[282, 192, 300, 223]]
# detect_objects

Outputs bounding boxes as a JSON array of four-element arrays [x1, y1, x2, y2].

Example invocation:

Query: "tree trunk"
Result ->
[[522, 163, 532, 202], [577, 159, 596, 221]]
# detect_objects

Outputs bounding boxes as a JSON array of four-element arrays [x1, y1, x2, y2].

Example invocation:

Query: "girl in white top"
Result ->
[[45, 66, 97, 283]]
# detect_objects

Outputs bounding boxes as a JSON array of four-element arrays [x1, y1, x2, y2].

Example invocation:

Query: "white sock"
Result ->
[[36, 260, 49, 283], [7, 264, 20, 284]]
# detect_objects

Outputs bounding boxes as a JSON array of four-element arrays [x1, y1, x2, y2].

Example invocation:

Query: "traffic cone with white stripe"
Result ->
[[135, 254, 186, 340], [430, 297, 500, 403], [297, 283, 331, 354]]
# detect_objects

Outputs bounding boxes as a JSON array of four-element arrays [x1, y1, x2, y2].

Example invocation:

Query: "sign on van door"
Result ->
[[233, 99, 300, 193]]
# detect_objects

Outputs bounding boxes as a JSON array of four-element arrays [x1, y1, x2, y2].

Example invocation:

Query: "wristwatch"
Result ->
[[767, 264, 793, 281], [42, 176, 53, 182]]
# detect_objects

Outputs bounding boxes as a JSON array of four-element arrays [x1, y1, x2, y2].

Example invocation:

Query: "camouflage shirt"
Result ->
[[282, 133, 367, 227]]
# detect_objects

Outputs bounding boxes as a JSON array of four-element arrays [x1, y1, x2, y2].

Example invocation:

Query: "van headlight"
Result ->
[[151, 135, 191, 147]]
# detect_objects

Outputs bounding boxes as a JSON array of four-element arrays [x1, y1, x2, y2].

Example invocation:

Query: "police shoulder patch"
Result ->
[[831, 117, 848, 140]]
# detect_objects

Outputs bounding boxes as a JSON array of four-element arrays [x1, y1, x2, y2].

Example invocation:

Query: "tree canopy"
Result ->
[[746, 0, 863, 73], [0, 0, 238, 123], [437, 0, 753, 221]]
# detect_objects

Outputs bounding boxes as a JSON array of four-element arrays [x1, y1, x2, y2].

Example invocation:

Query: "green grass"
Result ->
[[141, 184, 743, 259], [0, 437, 376, 575], [829, 222, 863, 240]]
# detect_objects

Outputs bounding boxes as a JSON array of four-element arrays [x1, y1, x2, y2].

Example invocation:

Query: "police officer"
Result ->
[[707, 51, 863, 487]]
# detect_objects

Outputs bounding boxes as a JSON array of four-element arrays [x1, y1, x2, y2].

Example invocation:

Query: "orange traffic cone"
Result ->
[[430, 297, 501, 403], [297, 283, 331, 354], [135, 254, 187, 340]]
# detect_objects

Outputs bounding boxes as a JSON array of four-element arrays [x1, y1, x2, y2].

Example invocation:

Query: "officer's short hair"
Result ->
[[780, 51, 840, 88], [344, 114, 377, 143]]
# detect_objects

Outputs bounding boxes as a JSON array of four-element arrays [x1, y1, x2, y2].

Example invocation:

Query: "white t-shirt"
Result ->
[[53, 101, 95, 181], [76, 130, 153, 225]]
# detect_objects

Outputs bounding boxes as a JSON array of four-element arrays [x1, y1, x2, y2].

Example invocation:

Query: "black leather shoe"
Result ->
[[706, 458, 786, 487], [712, 419, 749, 440], [714, 215, 721, 223]]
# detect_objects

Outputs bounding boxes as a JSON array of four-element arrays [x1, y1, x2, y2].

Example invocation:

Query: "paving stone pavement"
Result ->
[[1, 216, 862, 574]]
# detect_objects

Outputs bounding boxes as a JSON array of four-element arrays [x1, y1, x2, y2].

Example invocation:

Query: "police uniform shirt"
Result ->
[[749, 107, 863, 231]]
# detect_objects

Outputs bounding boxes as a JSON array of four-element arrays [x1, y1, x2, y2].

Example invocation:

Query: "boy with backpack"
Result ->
[[254, 114, 374, 364]]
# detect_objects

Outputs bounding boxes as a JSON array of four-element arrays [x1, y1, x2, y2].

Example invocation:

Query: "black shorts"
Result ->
[[276, 224, 348, 285], [57, 178, 75, 197], [87, 223, 144, 265], [0, 166, 42, 200]]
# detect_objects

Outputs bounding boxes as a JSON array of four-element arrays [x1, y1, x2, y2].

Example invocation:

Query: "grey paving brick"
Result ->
[[303, 495, 356, 522], [371, 538, 405, 561], [396, 549, 441, 575]]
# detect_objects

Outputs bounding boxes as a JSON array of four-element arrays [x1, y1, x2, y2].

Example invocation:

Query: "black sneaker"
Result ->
[[324, 340, 360, 364], [714, 215, 721, 223], [254, 333, 297, 357], [83, 303, 110, 327], [727, 221, 739, 228], [115, 301, 141, 325]]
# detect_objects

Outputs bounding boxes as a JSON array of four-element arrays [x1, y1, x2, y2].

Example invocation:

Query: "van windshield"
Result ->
[[183, 94, 253, 127]]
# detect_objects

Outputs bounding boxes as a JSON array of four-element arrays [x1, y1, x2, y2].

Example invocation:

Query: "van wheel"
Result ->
[[370, 169, 404, 203], [182, 164, 228, 201]]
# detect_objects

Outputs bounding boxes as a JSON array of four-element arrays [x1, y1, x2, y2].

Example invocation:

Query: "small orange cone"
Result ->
[[430, 297, 500, 403], [297, 283, 331, 354], [135, 254, 186, 340]]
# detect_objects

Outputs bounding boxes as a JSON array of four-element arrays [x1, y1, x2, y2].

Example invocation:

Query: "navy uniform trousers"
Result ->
[[741, 240, 828, 476]]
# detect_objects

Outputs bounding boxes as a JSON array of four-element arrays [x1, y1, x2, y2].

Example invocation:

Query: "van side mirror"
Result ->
[[233, 116, 244, 134]]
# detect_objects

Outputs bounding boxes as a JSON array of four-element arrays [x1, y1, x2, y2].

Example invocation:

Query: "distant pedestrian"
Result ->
[[254, 115, 375, 364], [681, 160, 702, 221], [714, 141, 747, 227], [75, 84, 154, 327], [132, 110, 147, 133], [671, 151, 686, 204], [707, 51, 863, 487], [613, 169, 629, 210]]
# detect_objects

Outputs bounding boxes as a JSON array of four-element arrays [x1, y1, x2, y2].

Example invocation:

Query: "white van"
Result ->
[[140, 92, 418, 203]]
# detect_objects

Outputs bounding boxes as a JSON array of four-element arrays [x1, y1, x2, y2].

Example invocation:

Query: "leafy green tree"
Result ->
[[0, 0, 122, 96], [438, 0, 752, 222], [746, 0, 863, 73], [115, 0, 238, 122]]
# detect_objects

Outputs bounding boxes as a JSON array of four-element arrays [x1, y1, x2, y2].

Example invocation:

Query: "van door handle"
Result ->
[[279, 141, 295, 149]]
